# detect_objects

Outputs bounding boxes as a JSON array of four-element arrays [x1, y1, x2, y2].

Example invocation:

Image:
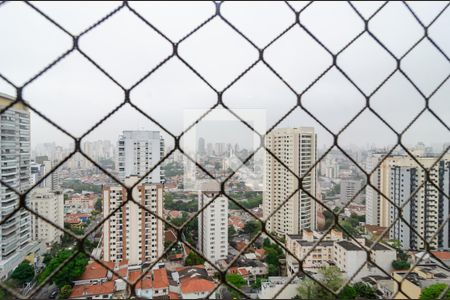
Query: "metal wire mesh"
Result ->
[[0, 1, 449, 299]]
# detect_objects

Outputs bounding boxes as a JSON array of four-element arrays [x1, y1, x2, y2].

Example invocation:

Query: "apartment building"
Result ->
[[117, 131, 164, 184], [263, 127, 317, 236], [285, 230, 396, 280], [366, 152, 450, 250], [340, 179, 363, 204], [30, 159, 60, 191], [285, 229, 343, 276], [366, 153, 392, 226], [389, 156, 450, 250], [29, 188, 64, 245], [102, 176, 163, 265], [198, 181, 228, 263], [0, 94, 34, 278]]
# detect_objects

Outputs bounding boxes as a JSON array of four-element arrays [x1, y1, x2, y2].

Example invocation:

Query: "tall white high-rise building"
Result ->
[[263, 127, 317, 236], [0, 94, 32, 278], [30, 159, 60, 191], [388, 156, 450, 250], [29, 188, 64, 245], [366, 152, 450, 250], [102, 176, 164, 265], [198, 181, 228, 263], [117, 131, 164, 184]]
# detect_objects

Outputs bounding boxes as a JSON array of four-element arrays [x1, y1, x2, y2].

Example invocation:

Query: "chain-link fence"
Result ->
[[0, 1, 450, 299]]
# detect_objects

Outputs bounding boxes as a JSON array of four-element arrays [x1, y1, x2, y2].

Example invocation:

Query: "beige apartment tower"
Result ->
[[102, 176, 164, 265], [263, 127, 317, 236], [29, 188, 64, 245]]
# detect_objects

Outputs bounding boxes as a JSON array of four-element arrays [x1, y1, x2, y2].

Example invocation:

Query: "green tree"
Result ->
[[252, 278, 262, 290], [228, 225, 237, 239], [185, 251, 205, 266], [60, 285, 72, 299], [0, 287, 10, 300], [268, 264, 279, 276], [226, 273, 246, 289], [38, 250, 89, 287], [420, 283, 450, 300], [392, 259, 410, 270], [298, 266, 344, 299], [243, 220, 261, 237], [339, 285, 357, 299], [95, 198, 102, 211], [10, 260, 34, 285], [265, 248, 280, 265], [353, 282, 376, 299]]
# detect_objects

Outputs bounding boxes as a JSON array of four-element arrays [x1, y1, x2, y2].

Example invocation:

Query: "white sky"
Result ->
[[0, 1, 449, 152]]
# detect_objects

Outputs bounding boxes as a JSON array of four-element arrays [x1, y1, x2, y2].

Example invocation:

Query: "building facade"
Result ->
[[389, 156, 450, 250], [340, 179, 363, 204], [366, 153, 450, 250], [198, 181, 228, 263], [29, 188, 64, 245], [117, 131, 164, 184], [102, 176, 164, 265], [263, 127, 317, 236], [0, 94, 33, 278]]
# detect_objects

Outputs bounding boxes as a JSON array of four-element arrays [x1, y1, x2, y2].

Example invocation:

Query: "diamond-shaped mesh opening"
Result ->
[[1, 1, 450, 299]]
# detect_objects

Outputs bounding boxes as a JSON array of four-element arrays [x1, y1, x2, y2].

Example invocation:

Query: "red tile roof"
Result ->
[[70, 281, 115, 298], [235, 241, 247, 251], [79, 261, 114, 280], [180, 278, 216, 294], [153, 268, 169, 289], [169, 210, 183, 219], [64, 217, 81, 224], [238, 268, 249, 276], [165, 229, 177, 243], [175, 265, 205, 272], [432, 251, 450, 260], [255, 249, 266, 258], [129, 270, 153, 290], [169, 292, 180, 299]]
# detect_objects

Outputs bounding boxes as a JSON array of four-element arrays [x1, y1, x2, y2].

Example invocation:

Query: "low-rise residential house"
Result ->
[[229, 216, 245, 231], [168, 210, 183, 219], [70, 281, 115, 299], [70, 261, 172, 299], [65, 213, 90, 224], [255, 249, 266, 260], [180, 278, 216, 299], [73, 261, 114, 285], [171, 265, 216, 299], [153, 268, 170, 298], [129, 270, 153, 299]]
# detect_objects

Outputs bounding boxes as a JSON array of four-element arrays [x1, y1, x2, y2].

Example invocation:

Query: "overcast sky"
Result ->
[[0, 1, 449, 152]]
